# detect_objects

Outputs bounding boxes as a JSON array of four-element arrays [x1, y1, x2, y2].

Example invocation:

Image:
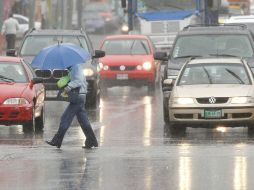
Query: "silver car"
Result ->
[[165, 57, 254, 132]]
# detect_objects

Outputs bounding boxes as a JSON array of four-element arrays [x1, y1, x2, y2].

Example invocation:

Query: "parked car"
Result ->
[[17, 29, 105, 108], [13, 14, 41, 39], [164, 57, 254, 133], [99, 34, 161, 93], [0, 56, 45, 132], [154, 24, 254, 123]]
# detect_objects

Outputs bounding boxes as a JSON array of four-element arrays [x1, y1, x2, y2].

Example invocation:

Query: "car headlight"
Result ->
[[168, 69, 179, 79], [83, 68, 94, 77], [142, 61, 152, 70], [173, 97, 194, 105], [231, 97, 253, 104], [3, 98, 29, 105], [103, 65, 109, 70], [121, 24, 129, 32]]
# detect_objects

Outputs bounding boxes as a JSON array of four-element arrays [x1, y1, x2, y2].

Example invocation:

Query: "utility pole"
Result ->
[[0, 1, 3, 29], [77, 0, 83, 29], [29, 0, 36, 29], [128, 0, 133, 31]]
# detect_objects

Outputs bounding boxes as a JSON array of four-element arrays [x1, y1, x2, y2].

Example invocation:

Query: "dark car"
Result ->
[[154, 24, 254, 123], [17, 29, 105, 108], [0, 56, 45, 132]]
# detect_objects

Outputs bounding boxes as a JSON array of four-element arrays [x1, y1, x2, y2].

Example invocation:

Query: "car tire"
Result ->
[[168, 122, 186, 134], [148, 81, 155, 91], [100, 81, 108, 97], [86, 81, 100, 109], [163, 97, 169, 124], [22, 106, 35, 133], [35, 107, 45, 131], [248, 125, 254, 136]]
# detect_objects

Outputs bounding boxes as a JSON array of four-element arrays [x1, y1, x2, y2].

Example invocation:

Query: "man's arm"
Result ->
[[1, 21, 6, 35]]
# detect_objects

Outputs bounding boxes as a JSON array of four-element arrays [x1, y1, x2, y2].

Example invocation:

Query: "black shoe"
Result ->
[[82, 140, 98, 149], [46, 140, 62, 148]]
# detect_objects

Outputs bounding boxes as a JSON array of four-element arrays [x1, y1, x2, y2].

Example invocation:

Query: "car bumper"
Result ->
[[0, 105, 33, 125], [100, 71, 155, 85], [169, 107, 254, 127]]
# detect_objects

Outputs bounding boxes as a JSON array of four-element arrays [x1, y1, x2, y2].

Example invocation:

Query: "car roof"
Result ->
[[0, 56, 21, 63], [179, 25, 251, 35], [188, 58, 243, 65], [26, 29, 86, 36], [104, 34, 150, 40]]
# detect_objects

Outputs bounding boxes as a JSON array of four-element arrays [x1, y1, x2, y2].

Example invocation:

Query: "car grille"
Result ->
[[34, 69, 68, 79], [109, 66, 136, 71], [35, 69, 52, 78], [0, 111, 19, 119], [196, 97, 229, 104]]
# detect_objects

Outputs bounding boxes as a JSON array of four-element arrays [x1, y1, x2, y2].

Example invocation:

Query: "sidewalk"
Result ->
[[0, 35, 22, 56]]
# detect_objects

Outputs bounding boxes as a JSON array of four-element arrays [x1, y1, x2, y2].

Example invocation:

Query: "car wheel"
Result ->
[[100, 81, 108, 97], [168, 122, 186, 134], [163, 97, 169, 124], [148, 80, 156, 94], [248, 125, 254, 136], [22, 106, 35, 133], [35, 107, 45, 131]]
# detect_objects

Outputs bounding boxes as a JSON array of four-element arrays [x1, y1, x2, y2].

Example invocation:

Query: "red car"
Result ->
[[0, 56, 45, 132], [99, 35, 161, 93]]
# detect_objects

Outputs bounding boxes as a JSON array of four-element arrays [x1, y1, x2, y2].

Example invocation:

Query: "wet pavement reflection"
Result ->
[[1, 86, 254, 189]]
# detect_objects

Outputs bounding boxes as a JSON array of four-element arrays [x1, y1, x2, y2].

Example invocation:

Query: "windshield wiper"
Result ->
[[209, 54, 238, 57], [174, 55, 202, 59], [202, 66, 213, 84], [225, 68, 244, 84], [0, 75, 15, 82]]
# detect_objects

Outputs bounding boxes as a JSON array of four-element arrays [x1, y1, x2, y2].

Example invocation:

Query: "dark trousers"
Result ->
[[55, 94, 98, 147], [5, 34, 16, 49]]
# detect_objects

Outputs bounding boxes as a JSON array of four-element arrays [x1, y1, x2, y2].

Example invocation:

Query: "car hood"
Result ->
[[0, 83, 28, 103], [173, 84, 254, 98], [22, 56, 35, 65], [100, 55, 154, 65]]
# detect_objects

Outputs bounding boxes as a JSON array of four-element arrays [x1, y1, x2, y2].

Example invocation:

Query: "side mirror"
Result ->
[[93, 50, 105, 58], [31, 77, 43, 84], [6, 49, 17, 57], [154, 52, 168, 61], [162, 79, 174, 91]]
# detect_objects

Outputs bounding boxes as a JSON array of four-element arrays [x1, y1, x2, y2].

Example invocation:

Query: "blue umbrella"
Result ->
[[31, 43, 91, 70]]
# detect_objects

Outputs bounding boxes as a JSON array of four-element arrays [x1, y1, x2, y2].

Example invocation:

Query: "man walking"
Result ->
[[1, 13, 19, 50], [46, 63, 98, 149]]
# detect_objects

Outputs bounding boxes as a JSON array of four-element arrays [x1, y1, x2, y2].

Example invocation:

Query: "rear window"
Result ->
[[0, 62, 27, 82], [101, 39, 151, 55], [172, 34, 254, 58], [20, 35, 89, 56]]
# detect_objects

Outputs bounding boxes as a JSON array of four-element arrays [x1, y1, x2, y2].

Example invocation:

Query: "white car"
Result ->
[[13, 14, 41, 38], [165, 57, 254, 133]]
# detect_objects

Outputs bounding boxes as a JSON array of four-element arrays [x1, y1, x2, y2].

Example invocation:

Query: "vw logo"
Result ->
[[120, 65, 125, 71], [209, 97, 216, 104]]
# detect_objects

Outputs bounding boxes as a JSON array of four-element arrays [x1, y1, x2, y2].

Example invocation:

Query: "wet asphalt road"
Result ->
[[1, 35, 254, 190]]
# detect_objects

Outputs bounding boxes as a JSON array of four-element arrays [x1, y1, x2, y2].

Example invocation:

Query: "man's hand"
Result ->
[[64, 86, 71, 93]]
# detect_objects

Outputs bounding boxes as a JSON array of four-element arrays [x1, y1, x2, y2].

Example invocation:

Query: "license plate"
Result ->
[[204, 109, 222, 118], [116, 74, 128, 80], [46, 90, 59, 98]]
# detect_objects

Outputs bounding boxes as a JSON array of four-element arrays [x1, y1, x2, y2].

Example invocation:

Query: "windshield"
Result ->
[[0, 62, 27, 83], [172, 35, 254, 58], [20, 35, 89, 56], [178, 63, 251, 85], [137, 0, 196, 12], [101, 39, 151, 55]]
